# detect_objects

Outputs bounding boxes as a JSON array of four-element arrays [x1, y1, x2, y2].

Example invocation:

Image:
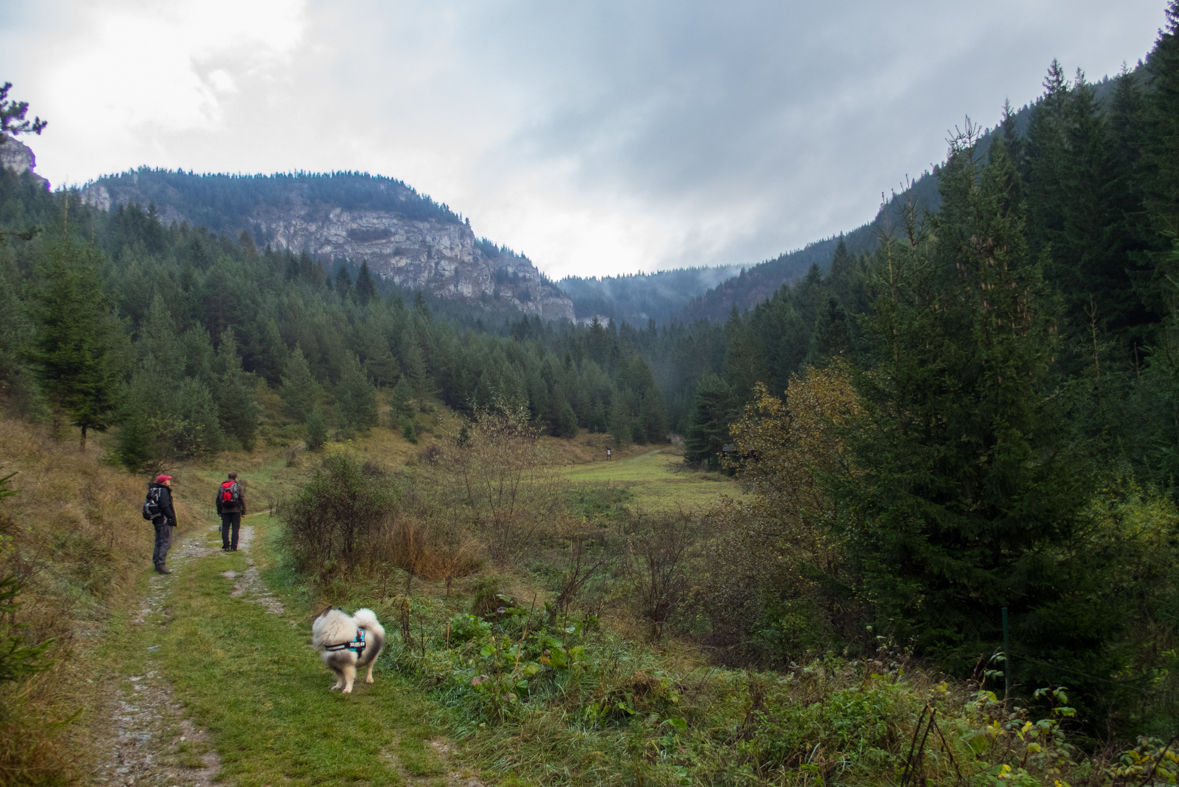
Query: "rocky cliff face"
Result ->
[[80, 173, 574, 321], [0, 137, 50, 189], [253, 202, 573, 320]]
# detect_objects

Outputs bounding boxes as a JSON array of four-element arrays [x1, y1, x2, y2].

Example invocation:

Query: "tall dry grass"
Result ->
[[0, 417, 198, 783]]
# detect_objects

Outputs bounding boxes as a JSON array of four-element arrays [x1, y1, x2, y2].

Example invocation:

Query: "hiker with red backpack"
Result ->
[[216, 472, 246, 551]]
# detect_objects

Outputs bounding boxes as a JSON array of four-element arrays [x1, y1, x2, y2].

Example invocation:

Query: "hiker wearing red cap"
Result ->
[[145, 475, 177, 574], [215, 472, 245, 551]]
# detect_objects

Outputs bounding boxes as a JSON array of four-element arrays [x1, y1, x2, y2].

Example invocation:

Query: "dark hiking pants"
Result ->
[[152, 520, 173, 568], [221, 512, 241, 550]]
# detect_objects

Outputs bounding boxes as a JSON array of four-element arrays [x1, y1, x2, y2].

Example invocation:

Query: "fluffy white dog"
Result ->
[[312, 607, 386, 693]]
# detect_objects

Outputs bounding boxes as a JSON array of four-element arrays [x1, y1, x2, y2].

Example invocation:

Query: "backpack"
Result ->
[[220, 481, 242, 507], [142, 486, 163, 521]]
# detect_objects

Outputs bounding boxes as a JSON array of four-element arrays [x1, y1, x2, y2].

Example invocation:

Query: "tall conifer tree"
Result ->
[[28, 238, 122, 450], [842, 132, 1120, 697]]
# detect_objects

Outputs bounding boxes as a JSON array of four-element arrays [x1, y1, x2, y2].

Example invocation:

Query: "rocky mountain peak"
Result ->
[[0, 137, 50, 190], [80, 170, 574, 321]]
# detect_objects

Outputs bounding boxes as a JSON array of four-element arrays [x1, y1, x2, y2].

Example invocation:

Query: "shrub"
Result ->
[[279, 454, 392, 576], [623, 509, 701, 639], [423, 402, 565, 566]]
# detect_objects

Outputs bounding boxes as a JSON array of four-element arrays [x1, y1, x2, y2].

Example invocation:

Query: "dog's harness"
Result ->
[[323, 628, 366, 656]]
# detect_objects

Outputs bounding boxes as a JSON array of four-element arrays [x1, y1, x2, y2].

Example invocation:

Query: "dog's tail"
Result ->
[[353, 607, 383, 633]]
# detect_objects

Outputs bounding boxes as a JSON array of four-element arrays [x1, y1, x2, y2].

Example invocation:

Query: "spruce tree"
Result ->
[[722, 305, 763, 406], [334, 265, 353, 300], [1052, 74, 1124, 356], [1143, 0, 1179, 235], [555, 400, 579, 438], [280, 345, 318, 422], [28, 238, 122, 450], [807, 296, 853, 365], [355, 261, 378, 305], [608, 398, 631, 448], [1022, 60, 1070, 263], [0, 244, 39, 415], [390, 375, 414, 423], [305, 404, 328, 451], [842, 131, 1116, 696], [1139, 1, 1179, 318], [402, 342, 431, 405], [640, 390, 669, 443], [684, 374, 732, 470], [1107, 66, 1156, 338], [336, 351, 378, 434], [589, 399, 607, 433], [214, 328, 260, 451]]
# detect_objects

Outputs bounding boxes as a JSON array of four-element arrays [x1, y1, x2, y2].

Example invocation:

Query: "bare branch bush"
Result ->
[[623, 509, 703, 640], [423, 400, 565, 566], [547, 522, 618, 624]]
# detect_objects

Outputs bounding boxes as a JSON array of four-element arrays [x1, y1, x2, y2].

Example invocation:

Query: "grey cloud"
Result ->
[[4, 0, 1167, 277], [408, 0, 1160, 271]]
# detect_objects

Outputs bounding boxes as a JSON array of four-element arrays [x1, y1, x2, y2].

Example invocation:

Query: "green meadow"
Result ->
[[558, 449, 740, 512]]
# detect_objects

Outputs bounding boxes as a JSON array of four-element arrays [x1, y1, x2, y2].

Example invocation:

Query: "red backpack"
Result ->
[[220, 481, 242, 506]]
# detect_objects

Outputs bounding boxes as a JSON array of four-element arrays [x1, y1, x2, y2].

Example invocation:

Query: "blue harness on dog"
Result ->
[[323, 628, 366, 656]]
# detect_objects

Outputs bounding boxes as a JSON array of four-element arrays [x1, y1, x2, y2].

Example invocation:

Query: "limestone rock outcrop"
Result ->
[[0, 137, 49, 189]]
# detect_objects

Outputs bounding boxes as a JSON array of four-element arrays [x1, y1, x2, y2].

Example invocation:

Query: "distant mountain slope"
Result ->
[[558, 265, 743, 324], [80, 169, 574, 321]]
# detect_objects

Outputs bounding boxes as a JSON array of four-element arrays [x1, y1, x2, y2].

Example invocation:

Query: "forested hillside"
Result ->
[[558, 265, 742, 324], [81, 169, 576, 320]]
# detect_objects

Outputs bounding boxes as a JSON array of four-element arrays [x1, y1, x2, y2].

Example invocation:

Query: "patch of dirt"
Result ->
[[226, 525, 286, 616], [93, 668, 221, 787]]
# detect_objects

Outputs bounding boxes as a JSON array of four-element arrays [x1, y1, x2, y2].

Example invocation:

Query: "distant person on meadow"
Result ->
[[216, 472, 246, 551], [606, 448, 611, 461], [146, 475, 177, 574]]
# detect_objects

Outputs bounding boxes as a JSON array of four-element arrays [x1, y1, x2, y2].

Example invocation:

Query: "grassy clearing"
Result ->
[[146, 515, 456, 786], [558, 449, 739, 512]]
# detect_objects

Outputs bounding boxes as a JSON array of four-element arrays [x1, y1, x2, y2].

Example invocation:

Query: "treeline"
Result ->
[[91, 169, 465, 240], [684, 45, 1179, 489], [0, 172, 689, 467]]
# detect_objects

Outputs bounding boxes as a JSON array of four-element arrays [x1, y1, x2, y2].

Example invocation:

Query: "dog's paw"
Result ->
[[342, 686, 353, 694], [331, 684, 342, 691], [365, 676, 374, 684]]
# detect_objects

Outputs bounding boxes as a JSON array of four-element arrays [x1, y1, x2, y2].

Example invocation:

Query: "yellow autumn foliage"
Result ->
[[699, 366, 864, 659]]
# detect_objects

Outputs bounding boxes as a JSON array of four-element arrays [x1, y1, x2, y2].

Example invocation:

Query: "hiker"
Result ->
[[606, 447, 611, 461], [216, 472, 246, 551], [147, 475, 177, 574]]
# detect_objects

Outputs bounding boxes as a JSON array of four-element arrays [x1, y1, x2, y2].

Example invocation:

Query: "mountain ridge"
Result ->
[[80, 168, 575, 321]]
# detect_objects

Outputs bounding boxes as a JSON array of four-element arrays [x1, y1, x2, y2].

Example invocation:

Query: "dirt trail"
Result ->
[[90, 527, 232, 786], [89, 522, 482, 786]]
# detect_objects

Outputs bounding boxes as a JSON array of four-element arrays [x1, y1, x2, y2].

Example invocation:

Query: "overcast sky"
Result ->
[[0, 0, 1167, 279]]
